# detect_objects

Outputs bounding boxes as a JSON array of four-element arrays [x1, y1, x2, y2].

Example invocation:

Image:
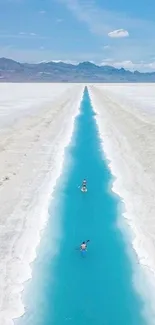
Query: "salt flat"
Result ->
[[88, 83, 155, 319], [0, 83, 74, 130], [1, 82, 155, 325], [0, 83, 84, 325]]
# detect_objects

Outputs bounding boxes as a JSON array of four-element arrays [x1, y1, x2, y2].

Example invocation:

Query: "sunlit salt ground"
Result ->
[[0, 83, 84, 325], [0, 83, 75, 130], [16, 87, 147, 325], [89, 83, 155, 322], [1, 83, 155, 325]]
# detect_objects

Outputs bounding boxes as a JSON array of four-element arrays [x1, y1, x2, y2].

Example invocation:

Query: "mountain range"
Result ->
[[0, 57, 155, 82]]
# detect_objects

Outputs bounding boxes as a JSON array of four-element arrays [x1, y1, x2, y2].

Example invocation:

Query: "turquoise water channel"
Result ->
[[18, 87, 146, 325]]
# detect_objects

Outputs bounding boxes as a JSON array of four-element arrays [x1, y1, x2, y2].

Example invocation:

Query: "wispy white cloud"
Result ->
[[56, 18, 63, 23], [56, 0, 111, 35], [56, 0, 155, 63], [30, 32, 36, 36], [102, 58, 114, 62], [0, 0, 22, 2], [101, 59, 155, 72], [106, 38, 155, 62], [1, 45, 155, 72], [39, 10, 46, 14], [103, 45, 110, 50], [51, 59, 77, 64], [0, 46, 103, 64], [0, 33, 50, 40], [108, 29, 129, 38], [56, 0, 155, 38]]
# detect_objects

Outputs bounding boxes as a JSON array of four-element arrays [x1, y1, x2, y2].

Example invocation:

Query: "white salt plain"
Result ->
[[0, 83, 84, 325], [88, 83, 155, 323], [1, 83, 155, 325]]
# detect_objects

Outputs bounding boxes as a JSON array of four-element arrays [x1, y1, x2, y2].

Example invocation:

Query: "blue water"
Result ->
[[18, 87, 146, 325]]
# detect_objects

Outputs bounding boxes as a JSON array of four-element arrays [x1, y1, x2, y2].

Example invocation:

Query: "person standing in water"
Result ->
[[80, 241, 87, 251], [82, 179, 87, 186], [82, 179, 87, 190]]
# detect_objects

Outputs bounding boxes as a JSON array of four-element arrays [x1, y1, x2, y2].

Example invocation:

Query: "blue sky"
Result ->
[[0, 0, 155, 71]]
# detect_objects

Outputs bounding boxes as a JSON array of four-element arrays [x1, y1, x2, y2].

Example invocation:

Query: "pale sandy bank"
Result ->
[[88, 83, 155, 322], [0, 83, 84, 325]]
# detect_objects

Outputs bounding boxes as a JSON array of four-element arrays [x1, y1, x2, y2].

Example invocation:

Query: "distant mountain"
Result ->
[[0, 57, 155, 82]]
